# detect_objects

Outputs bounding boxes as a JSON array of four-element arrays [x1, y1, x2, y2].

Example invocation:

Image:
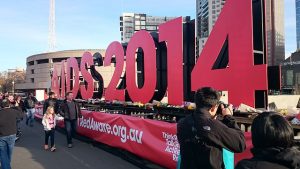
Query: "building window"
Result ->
[[52, 58, 68, 63], [28, 61, 34, 66], [37, 59, 49, 64], [135, 25, 141, 30], [30, 78, 34, 83], [287, 70, 294, 86], [31, 69, 34, 74]]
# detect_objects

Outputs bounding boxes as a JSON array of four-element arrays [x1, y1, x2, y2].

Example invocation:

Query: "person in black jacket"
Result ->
[[177, 87, 246, 169], [59, 92, 82, 148], [43, 92, 58, 115], [235, 112, 300, 169], [14, 95, 26, 138], [24, 93, 38, 127]]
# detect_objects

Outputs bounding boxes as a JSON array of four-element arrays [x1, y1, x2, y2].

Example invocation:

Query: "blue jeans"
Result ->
[[64, 120, 77, 144], [26, 108, 35, 126], [0, 134, 16, 169]]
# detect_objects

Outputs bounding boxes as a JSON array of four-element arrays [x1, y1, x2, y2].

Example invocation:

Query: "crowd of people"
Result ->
[[0, 91, 82, 169], [0, 87, 300, 169]]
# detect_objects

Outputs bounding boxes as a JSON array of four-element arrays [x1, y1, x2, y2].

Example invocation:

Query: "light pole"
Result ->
[[49, 67, 54, 92], [12, 80, 15, 95]]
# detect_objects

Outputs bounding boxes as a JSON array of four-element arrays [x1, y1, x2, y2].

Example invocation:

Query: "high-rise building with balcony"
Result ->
[[196, 0, 285, 66], [196, 0, 225, 56], [120, 13, 182, 43]]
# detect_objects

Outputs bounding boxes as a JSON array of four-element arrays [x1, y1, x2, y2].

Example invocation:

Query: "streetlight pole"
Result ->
[[12, 80, 15, 95], [49, 67, 54, 92]]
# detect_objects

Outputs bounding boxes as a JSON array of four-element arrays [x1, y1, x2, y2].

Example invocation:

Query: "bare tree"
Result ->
[[0, 70, 25, 93]]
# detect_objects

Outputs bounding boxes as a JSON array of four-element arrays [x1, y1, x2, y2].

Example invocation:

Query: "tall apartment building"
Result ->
[[120, 13, 181, 43], [266, 0, 285, 66], [196, 0, 225, 56], [296, 0, 300, 50], [196, 0, 285, 66]]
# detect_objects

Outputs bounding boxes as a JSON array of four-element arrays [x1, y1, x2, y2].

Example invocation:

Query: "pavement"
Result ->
[[8, 120, 141, 169]]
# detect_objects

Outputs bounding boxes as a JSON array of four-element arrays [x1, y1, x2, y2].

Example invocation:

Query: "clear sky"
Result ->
[[0, 0, 296, 72]]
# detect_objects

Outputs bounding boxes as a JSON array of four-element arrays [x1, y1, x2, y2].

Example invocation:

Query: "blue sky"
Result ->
[[0, 0, 297, 71]]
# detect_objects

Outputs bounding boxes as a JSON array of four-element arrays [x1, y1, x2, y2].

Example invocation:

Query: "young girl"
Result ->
[[42, 106, 63, 152]]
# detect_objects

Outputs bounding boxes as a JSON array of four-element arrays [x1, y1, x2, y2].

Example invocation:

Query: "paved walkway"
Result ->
[[9, 121, 140, 169]]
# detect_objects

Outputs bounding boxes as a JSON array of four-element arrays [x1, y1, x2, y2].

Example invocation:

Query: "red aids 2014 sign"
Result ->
[[51, 0, 268, 108]]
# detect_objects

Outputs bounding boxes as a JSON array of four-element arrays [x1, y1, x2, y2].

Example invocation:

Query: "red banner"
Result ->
[[77, 110, 179, 169], [35, 107, 252, 168]]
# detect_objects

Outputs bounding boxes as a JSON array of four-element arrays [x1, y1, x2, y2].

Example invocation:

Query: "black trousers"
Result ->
[[45, 129, 55, 147], [64, 120, 77, 144]]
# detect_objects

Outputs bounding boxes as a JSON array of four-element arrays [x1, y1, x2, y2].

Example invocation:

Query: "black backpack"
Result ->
[[26, 98, 35, 108]]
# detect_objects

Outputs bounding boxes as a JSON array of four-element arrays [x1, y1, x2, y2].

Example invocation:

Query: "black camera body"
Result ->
[[216, 101, 229, 115]]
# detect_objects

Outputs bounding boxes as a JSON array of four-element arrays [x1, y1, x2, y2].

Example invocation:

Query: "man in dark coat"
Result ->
[[43, 92, 58, 114], [59, 92, 82, 148], [177, 87, 246, 169]]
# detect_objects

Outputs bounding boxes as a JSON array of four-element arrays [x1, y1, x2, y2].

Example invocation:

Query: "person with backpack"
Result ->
[[177, 87, 246, 169], [24, 93, 38, 127]]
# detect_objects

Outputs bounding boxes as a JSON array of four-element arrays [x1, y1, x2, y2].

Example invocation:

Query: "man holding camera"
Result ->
[[177, 87, 246, 169]]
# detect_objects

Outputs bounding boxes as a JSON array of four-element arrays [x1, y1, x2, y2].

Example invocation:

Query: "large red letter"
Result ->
[[60, 60, 66, 98], [66, 57, 80, 98], [126, 31, 157, 103], [51, 64, 59, 96], [191, 0, 267, 107], [104, 41, 125, 101], [80, 52, 94, 100], [159, 17, 183, 105]]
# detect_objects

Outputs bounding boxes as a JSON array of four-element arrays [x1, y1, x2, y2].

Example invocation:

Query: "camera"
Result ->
[[216, 101, 229, 115]]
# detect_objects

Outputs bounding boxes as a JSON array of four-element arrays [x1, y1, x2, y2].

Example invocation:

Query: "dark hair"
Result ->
[[14, 95, 22, 100], [252, 111, 294, 149], [194, 87, 220, 110], [1, 99, 10, 108], [48, 92, 55, 96], [66, 92, 72, 97]]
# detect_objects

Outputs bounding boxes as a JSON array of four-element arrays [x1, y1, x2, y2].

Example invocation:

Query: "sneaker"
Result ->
[[50, 147, 56, 152], [44, 145, 49, 150], [68, 144, 73, 148]]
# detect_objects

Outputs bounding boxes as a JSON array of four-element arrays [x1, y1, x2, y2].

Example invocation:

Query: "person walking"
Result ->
[[43, 92, 58, 115], [42, 106, 63, 152], [14, 95, 26, 139], [0, 99, 22, 169], [59, 92, 82, 148], [24, 93, 38, 127]]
